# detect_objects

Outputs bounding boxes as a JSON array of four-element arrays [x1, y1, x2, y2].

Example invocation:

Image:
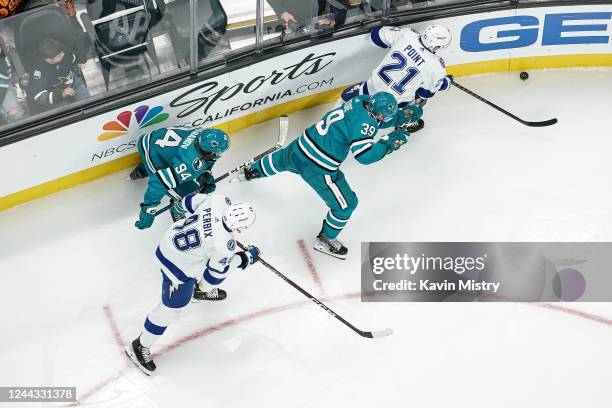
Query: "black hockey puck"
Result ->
[[520, 71, 529, 81]]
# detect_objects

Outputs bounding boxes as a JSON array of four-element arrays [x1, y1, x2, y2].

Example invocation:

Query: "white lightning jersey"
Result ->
[[366, 26, 448, 105], [155, 194, 243, 288]]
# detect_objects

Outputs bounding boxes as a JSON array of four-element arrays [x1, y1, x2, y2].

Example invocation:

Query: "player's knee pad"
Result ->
[[338, 191, 358, 217]]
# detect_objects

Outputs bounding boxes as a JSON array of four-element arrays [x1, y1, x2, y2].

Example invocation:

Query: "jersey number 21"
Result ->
[[378, 51, 420, 95]]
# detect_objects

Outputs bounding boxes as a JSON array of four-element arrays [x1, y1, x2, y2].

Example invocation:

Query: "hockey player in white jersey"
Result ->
[[126, 193, 260, 375], [340, 24, 453, 133]]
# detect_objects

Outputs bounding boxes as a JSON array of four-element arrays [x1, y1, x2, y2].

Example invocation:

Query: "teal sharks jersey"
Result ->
[[295, 95, 397, 173], [138, 127, 216, 206]]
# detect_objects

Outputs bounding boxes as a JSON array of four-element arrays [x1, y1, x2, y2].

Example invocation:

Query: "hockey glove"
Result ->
[[198, 171, 216, 194], [236, 245, 261, 269], [400, 104, 424, 127], [439, 75, 454, 92], [135, 205, 156, 229], [381, 129, 408, 154]]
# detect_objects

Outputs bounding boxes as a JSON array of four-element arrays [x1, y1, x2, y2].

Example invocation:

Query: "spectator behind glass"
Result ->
[[0, 44, 27, 124], [268, 0, 351, 32], [30, 38, 90, 111]]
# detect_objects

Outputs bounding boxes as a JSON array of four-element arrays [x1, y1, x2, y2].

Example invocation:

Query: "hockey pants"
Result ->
[[251, 141, 358, 239], [140, 271, 196, 348]]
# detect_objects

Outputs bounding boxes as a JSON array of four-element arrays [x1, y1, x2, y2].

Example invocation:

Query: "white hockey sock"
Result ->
[[140, 302, 182, 348]]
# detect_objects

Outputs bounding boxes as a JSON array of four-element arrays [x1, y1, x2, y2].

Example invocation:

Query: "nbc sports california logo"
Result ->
[[98, 105, 170, 141]]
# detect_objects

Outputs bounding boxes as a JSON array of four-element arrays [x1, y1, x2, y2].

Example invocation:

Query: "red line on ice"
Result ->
[[297, 239, 324, 294], [72, 293, 360, 405], [66, 369, 128, 407], [533, 303, 612, 326], [74, 294, 612, 406], [103, 304, 125, 351]]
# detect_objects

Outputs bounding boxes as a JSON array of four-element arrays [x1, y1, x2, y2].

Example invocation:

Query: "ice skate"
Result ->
[[129, 162, 147, 180], [313, 233, 348, 259], [192, 286, 227, 302], [126, 337, 156, 375]]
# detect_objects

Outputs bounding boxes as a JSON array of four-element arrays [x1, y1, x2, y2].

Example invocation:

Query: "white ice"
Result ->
[[1, 70, 612, 408]]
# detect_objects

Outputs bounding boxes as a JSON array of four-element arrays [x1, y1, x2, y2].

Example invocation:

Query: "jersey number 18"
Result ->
[[172, 215, 201, 252]]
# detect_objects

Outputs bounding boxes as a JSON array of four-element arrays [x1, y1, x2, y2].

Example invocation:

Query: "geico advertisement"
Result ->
[[438, 5, 612, 63], [0, 4, 610, 198]]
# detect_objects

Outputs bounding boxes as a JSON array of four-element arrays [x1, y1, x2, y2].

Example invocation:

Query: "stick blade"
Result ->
[[524, 118, 558, 127], [369, 327, 394, 338], [277, 115, 289, 146]]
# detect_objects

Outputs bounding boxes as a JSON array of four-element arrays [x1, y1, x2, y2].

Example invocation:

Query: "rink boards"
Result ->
[[0, 3, 611, 210]]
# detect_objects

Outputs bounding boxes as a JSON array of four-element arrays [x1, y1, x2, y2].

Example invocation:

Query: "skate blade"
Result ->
[[125, 348, 153, 377], [313, 245, 347, 260]]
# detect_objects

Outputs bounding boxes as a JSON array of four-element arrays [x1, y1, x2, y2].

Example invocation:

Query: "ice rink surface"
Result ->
[[1, 70, 612, 408]]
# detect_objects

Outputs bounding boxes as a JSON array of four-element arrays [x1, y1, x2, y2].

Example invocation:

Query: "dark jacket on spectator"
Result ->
[[30, 47, 79, 107]]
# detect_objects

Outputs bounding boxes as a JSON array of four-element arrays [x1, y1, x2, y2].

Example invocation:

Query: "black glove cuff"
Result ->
[[236, 251, 249, 270]]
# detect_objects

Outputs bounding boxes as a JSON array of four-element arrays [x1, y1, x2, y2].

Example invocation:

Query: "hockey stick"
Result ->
[[155, 116, 289, 216], [237, 241, 393, 339], [452, 81, 558, 127]]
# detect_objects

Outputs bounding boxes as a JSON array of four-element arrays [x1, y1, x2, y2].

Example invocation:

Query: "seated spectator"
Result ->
[[268, 0, 352, 33], [0, 45, 26, 124], [30, 38, 90, 110]]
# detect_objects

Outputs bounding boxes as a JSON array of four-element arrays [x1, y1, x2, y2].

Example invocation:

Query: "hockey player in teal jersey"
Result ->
[[132, 126, 230, 230], [236, 91, 422, 259]]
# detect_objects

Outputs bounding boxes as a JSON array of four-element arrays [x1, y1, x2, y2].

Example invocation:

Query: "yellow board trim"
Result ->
[[1, 53, 611, 212], [0, 153, 141, 212], [446, 53, 612, 77]]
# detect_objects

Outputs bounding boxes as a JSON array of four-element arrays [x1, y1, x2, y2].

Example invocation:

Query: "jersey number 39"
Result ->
[[377, 51, 420, 95], [315, 109, 344, 136]]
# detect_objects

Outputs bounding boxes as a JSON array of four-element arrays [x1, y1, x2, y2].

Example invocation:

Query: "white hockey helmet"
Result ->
[[420, 24, 452, 53], [223, 202, 256, 233]]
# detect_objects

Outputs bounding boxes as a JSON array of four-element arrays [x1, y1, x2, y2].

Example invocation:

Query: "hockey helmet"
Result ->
[[223, 202, 256, 233], [194, 128, 230, 159], [420, 24, 452, 53], [370, 92, 398, 122]]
